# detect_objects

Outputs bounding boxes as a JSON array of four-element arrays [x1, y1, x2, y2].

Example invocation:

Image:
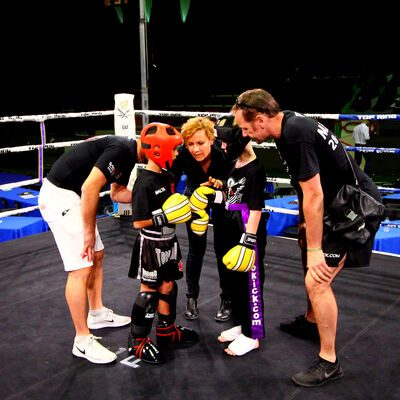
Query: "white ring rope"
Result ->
[[1, 108, 399, 219], [1, 109, 400, 123], [265, 177, 400, 194], [0, 139, 90, 154], [0, 190, 111, 218], [263, 206, 298, 216]]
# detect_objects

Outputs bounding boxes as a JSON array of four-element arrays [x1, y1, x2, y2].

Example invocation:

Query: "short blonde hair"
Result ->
[[181, 117, 214, 144]]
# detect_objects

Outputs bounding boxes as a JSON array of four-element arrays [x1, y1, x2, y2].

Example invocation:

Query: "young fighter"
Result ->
[[127, 122, 198, 364], [190, 124, 267, 356]]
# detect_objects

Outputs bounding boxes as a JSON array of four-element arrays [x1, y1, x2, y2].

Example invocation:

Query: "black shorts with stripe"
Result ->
[[128, 228, 183, 287]]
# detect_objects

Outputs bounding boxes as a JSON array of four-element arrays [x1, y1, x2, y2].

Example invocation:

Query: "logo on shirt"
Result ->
[[107, 161, 122, 180], [316, 122, 339, 151], [226, 177, 246, 204], [155, 187, 166, 195]]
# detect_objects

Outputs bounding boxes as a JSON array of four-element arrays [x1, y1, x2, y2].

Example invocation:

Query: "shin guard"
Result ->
[[129, 291, 165, 363], [130, 291, 159, 338]]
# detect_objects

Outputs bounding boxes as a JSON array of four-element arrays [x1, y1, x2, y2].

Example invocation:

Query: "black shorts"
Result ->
[[322, 228, 377, 268], [128, 229, 183, 287]]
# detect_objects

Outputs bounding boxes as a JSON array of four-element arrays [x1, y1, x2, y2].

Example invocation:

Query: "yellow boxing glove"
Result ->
[[223, 232, 257, 272], [190, 209, 210, 236], [152, 193, 191, 226], [189, 186, 223, 211]]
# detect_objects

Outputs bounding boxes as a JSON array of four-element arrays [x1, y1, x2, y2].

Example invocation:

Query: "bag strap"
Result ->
[[343, 146, 360, 187]]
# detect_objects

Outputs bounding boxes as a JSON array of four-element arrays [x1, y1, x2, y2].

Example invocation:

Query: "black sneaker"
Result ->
[[128, 334, 166, 365], [280, 314, 319, 340], [156, 323, 198, 349], [292, 357, 344, 387]]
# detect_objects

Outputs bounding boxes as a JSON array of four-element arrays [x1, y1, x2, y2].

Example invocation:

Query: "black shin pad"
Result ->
[[131, 291, 159, 337]]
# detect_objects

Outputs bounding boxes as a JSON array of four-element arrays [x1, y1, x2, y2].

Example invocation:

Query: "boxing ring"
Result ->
[[1, 101, 400, 400]]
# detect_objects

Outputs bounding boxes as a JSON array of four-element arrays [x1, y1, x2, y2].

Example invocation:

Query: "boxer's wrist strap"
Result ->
[[152, 209, 167, 227], [240, 232, 257, 250]]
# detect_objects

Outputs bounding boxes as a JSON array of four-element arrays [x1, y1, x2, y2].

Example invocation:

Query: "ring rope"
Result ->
[[0, 138, 105, 155], [2, 141, 400, 156], [265, 177, 400, 194], [344, 146, 400, 154], [0, 190, 111, 218], [1, 109, 400, 123], [4, 198, 400, 228]]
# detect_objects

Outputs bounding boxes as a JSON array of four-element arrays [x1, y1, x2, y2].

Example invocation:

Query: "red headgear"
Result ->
[[140, 122, 183, 170]]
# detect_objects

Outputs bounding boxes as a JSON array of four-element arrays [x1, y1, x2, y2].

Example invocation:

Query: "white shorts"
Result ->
[[38, 179, 104, 271]]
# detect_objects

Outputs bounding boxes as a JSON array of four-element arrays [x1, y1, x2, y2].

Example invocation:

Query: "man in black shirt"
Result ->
[[39, 135, 145, 364], [233, 89, 381, 387]]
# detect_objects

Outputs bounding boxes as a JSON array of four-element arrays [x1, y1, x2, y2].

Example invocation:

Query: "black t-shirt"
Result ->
[[275, 111, 378, 205], [47, 135, 138, 195], [225, 159, 267, 243], [170, 144, 230, 196], [131, 169, 174, 234]]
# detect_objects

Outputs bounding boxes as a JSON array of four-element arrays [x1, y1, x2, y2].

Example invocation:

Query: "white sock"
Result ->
[[74, 334, 91, 345], [89, 307, 105, 317]]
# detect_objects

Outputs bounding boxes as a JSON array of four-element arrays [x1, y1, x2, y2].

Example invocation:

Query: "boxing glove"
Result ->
[[152, 193, 191, 227], [223, 232, 257, 272], [190, 209, 210, 236], [189, 186, 223, 211]]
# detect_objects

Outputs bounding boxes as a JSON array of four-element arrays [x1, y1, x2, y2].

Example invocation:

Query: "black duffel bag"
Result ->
[[323, 151, 385, 245]]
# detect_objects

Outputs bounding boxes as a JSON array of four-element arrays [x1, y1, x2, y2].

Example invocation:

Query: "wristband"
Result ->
[[152, 209, 167, 227], [307, 247, 322, 252], [214, 190, 224, 204], [239, 232, 257, 250]]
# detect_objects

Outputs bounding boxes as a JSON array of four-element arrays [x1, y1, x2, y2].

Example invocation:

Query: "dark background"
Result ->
[[0, 1, 398, 116]]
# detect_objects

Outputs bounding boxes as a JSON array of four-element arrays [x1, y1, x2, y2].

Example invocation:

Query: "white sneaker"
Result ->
[[87, 307, 131, 329], [72, 335, 117, 364]]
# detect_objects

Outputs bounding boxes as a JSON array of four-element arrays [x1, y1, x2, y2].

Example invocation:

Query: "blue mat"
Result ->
[[0, 172, 33, 185]]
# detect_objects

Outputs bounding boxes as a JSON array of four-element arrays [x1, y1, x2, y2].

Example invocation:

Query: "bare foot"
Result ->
[[224, 347, 237, 356]]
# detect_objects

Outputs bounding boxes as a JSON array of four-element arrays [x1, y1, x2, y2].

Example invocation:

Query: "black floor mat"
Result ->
[[0, 216, 399, 400]]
